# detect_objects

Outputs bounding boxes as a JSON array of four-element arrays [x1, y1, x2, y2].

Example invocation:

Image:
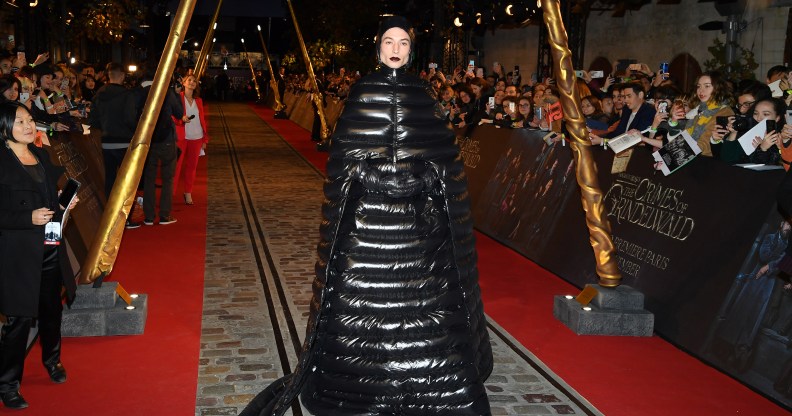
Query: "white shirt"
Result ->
[[184, 98, 203, 140]]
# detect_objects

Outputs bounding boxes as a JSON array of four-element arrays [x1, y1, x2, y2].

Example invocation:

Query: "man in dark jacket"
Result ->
[[139, 72, 185, 225], [590, 82, 656, 145], [88, 62, 141, 228]]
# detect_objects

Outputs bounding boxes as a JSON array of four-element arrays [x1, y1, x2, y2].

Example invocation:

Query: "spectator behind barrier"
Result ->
[[685, 71, 734, 157], [590, 82, 656, 145]]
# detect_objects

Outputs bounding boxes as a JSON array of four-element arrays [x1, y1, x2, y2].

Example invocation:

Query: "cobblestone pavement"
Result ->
[[196, 103, 602, 416]]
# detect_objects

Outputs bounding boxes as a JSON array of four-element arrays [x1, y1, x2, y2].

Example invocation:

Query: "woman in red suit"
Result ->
[[175, 73, 209, 205]]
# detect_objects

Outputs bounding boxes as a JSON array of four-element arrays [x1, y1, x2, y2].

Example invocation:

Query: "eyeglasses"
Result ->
[[738, 101, 755, 109]]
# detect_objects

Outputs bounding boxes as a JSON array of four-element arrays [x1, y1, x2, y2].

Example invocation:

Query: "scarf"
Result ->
[[686, 100, 728, 141]]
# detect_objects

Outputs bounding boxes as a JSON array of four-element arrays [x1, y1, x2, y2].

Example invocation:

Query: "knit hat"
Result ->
[[376, 16, 415, 67]]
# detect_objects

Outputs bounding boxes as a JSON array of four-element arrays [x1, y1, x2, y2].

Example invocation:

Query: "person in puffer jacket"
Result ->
[[241, 15, 493, 416]]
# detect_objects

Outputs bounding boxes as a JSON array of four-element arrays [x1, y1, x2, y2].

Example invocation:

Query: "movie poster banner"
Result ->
[[465, 126, 792, 410]]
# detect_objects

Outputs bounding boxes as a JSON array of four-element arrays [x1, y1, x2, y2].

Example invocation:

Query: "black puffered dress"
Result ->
[[253, 66, 493, 416]]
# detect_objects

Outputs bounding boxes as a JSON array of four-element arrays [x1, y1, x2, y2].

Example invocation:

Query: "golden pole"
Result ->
[[195, 38, 216, 81], [240, 38, 262, 101], [540, 0, 621, 288], [193, 0, 224, 77], [257, 24, 286, 112], [79, 0, 198, 284], [285, 0, 330, 140]]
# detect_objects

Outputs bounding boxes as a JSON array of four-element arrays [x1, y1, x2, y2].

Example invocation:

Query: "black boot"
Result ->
[[1, 391, 28, 409]]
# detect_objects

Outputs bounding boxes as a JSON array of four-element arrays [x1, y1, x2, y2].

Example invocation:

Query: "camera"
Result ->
[[715, 116, 729, 128], [733, 114, 751, 132]]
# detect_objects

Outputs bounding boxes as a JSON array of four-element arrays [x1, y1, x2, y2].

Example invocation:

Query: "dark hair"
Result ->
[[737, 80, 771, 102], [0, 101, 29, 143], [753, 98, 788, 128], [105, 62, 124, 76], [653, 85, 682, 101], [621, 82, 644, 98], [767, 65, 789, 81], [690, 71, 732, 107], [581, 95, 603, 113], [0, 74, 20, 101]]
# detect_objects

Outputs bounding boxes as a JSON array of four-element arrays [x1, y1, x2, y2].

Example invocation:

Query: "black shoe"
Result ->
[[143, 218, 155, 226], [159, 216, 177, 225], [1, 391, 29, 409], [125, 220, 141, 229], [46, 362, 67, 384]]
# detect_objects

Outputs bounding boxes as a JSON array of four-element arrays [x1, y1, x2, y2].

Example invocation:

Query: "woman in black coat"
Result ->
[[242, 16, 493, 416], [0, 101, 76, 410]]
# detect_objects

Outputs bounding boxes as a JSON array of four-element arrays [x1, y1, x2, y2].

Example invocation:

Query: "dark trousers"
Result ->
[[103, 147, 137, 218], [143, 141, 177, 220], [0, 252, 63, 393]]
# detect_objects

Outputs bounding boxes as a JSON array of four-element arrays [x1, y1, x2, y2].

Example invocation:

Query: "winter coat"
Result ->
[[243, 66, 493, 416]]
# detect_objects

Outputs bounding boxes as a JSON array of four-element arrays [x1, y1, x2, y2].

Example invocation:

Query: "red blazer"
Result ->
[[175, 92, 209, 144]]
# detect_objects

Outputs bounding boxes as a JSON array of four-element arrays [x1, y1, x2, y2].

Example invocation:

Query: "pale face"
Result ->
[[518, 99, 531, 116], [752, 101, 779, 123], [85, 77, 95, 89], [581, 98, 594, 116], [505, 85, 518, 97], [612, 91, 624, 110], [39, 74, 53, 89], [494, 90, 505, 105], [496, 80, 505, 91], [601, 97, 614, 114], [440, 88, 453, 102], [736, 93, 755, 115], [12, 107, 36, 144], [3, 82, 18, 101], [379, 27, 411, 69], [470, 84, 481, 98], [696, 76, 714, 103], [0, 59, 10, 74], [623, 88, 643, 112], [184, 75, 198, 91], [458, 91, 471, 104]]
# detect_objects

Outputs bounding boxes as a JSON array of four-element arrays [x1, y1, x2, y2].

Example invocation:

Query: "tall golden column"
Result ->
[[257, 24, 286, 112], [540, 0, 622, 288], [286, 0, 330, 140], [194, 0, 224, 78], [79, 0, 198, 284], [240, 38, 262, 100]]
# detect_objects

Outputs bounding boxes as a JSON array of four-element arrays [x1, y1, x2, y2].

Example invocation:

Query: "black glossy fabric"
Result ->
[[250, 67, 492, 416]]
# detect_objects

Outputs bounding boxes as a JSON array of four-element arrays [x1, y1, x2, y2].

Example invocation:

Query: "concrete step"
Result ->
[[553, 285, 654, 337], [62, 283, 148, 337]]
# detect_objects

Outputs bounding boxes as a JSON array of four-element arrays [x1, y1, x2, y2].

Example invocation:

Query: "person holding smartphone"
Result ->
[[0, 102, 78, 410], [174, 73, 209, 206], [242, 15, 492, 416]]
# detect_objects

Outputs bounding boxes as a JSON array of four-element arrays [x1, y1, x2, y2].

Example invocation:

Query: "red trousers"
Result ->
[[176, 139, 203, 194]]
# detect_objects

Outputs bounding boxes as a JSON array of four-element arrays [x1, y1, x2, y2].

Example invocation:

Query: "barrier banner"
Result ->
[[465, 125, 792, 409]]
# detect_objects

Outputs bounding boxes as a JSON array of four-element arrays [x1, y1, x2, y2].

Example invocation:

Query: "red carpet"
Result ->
[[14, 157, 208, 415], [251, 102, 789, 416]]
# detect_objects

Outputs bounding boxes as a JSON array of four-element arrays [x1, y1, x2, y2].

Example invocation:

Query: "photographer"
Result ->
[[714, 98, 788, 166]]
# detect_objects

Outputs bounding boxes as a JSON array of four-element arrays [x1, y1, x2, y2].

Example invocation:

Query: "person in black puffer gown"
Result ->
[[241, 16, 493, 416]]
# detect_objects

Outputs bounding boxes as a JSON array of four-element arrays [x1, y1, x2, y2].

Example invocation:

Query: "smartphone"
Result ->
[[58, 178, 81, 208], [488, 96, 495, 107], [60, 79, 69, 90], [514, 65, 520, 75], [629, 63, 641, 71], [574, 70, 584, 78], [785, 111, 792, 126], [467, 60, 475, 76], [767, 119, 777, 133], [715, 116, 728, 128], [16, 51, 23, 61], [188, 114, 196, 120], [589, 70, 604, 79], [658, 102, 669, 114], [428, 62, 437, 69], [508, 102, 515, 113]]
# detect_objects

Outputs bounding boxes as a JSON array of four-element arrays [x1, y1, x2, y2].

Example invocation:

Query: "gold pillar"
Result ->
[[286, 0, 330, 140], [240, 38, 262, 101], [540, 0, 622, 288], [257, 25, 285, 112], [79, 0, 198, 284], [194, 0, 224, 78]]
